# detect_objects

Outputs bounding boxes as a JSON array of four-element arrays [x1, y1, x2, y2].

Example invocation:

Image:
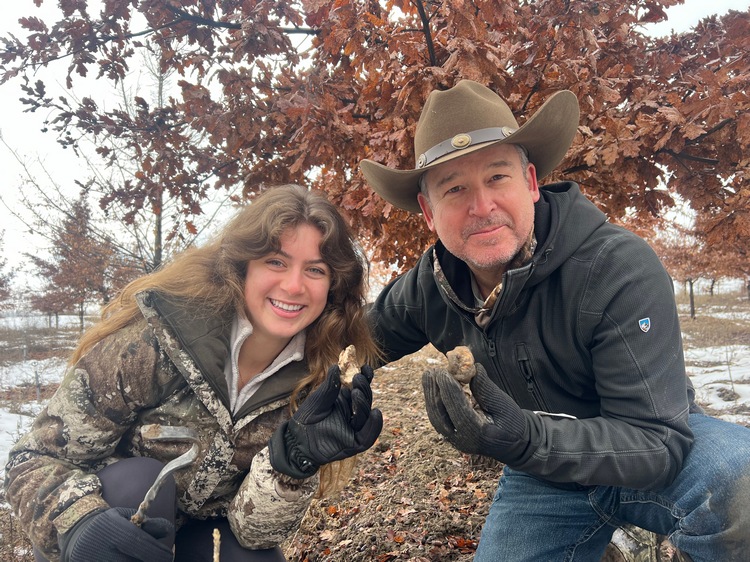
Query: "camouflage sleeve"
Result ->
[[227, 446, 318, 549], [3, 321, 166, 560]]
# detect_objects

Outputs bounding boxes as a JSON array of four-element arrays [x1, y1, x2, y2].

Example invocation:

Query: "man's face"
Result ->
[[417, 143, 540, 283]]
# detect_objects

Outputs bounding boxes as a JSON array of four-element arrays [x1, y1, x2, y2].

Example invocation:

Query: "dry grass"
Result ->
[[0, 504, 35, 562], [0, 325, 80, 365], [676, 292, 750, 349]]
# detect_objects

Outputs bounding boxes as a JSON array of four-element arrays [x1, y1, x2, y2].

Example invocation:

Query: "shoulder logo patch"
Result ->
[[638, 317, 651, 333]]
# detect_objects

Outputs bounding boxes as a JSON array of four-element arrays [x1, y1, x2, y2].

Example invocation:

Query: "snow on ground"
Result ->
[[0, 358, 65, 480], [685, 344, 750, 425], [0, 357, 68, 390]]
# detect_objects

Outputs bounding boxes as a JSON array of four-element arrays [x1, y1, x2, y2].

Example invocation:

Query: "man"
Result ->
[[360, 80, 750, 561]]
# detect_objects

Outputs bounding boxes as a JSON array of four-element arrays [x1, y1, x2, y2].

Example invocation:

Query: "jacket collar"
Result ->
[[137, 291, 308, 424], [227, 311, 306, 415]]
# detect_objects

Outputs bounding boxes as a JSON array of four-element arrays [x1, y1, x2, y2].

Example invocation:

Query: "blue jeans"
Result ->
[[474, 414, 750, 562]]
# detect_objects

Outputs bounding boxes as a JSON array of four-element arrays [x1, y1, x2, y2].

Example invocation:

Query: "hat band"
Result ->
[[416, 126, 516, 169]]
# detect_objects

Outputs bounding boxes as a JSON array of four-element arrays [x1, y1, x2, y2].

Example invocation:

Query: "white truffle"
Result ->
[[446, 346, 476, 384], [338, 345, 360, 386]]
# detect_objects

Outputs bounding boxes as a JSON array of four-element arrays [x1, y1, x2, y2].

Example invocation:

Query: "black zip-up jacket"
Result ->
[[372, 182, 696, 491]]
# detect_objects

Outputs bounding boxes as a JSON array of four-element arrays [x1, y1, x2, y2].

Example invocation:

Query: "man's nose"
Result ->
[[469, 187, 496, 216]]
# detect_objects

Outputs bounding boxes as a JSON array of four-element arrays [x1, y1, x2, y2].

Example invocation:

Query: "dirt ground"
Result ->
[[282, 345, 497, 561]]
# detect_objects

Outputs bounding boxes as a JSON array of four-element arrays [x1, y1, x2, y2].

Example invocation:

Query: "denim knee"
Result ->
[[670, 415, 750, 560]]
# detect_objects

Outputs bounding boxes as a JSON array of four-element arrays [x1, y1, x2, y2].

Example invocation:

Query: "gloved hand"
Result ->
[[59, 506, 174, 562], [422, 363, 528, 461], [269, 364, 383, 479]]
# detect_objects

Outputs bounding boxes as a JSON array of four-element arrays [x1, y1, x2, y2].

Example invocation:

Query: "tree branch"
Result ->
[[413, 0, 436, 66], [163, 4, 319, 35], [659, 149, 720, 166], [6, 8, 319, 73], [12, 18, 186, 70], [685, 117, 733, 146]]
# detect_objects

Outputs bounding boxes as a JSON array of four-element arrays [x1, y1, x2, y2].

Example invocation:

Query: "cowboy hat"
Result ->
[[360, 80, 580, 213]]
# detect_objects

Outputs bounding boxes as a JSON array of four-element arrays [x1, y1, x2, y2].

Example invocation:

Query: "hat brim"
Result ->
[[360, 90, 580, 214]]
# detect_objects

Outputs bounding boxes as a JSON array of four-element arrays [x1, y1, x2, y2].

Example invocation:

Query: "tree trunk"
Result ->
[[153, 199, 163, 272], [688, 279, 696, 319]]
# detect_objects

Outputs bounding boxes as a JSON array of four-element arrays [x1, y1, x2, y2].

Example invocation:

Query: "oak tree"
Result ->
[[1, 0, 748, 272]]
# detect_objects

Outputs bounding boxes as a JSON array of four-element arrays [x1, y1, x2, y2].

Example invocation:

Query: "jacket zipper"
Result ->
[[515, 343, 550, 411], [484, 338, 515, 397]]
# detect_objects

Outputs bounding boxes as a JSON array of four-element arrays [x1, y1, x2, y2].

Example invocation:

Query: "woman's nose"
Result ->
[[280, 270, 304, 294]]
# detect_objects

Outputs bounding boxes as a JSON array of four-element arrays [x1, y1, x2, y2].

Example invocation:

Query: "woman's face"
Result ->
[[243, 223, 331, 347]]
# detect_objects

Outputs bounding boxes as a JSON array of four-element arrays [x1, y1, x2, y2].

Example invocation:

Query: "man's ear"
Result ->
[[417, 192, 436, 232], [527, 163, 541, 203]]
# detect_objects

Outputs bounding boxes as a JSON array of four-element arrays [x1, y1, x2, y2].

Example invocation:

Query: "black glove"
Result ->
[[59, 506, 174, 562], [422, 363, 528, 461], [269, 364, 383, 479]]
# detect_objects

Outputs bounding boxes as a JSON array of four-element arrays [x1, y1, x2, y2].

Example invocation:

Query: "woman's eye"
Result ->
[[308, 266, 329, 277], [266, 258, 285, 268]]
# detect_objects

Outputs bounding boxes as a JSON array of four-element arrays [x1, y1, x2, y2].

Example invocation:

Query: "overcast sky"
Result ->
[[1, 0, 749, 285]]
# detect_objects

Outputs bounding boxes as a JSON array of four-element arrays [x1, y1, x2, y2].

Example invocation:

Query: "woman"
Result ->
[[5, 184, 383, 562]]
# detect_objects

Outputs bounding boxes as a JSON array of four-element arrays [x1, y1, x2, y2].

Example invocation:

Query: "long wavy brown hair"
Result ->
[[70, 184, 381, 496]]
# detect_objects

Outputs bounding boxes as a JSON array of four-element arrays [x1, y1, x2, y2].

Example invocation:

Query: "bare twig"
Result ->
[[213, 527, 221, 562]]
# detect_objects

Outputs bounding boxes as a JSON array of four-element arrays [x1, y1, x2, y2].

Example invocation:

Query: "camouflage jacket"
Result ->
[[4, 290, 318, 561]]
